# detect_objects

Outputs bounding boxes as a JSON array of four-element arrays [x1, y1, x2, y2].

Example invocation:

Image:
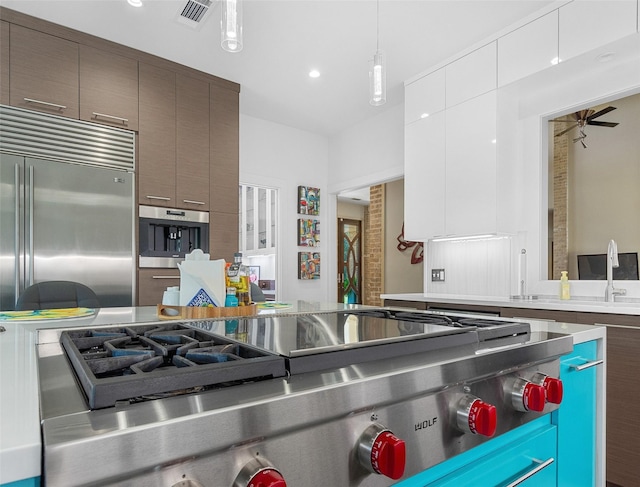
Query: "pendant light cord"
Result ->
[[376, 0, 380, 51]]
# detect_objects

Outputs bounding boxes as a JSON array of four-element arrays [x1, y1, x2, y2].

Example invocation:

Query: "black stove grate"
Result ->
[[61, 323, 287, 409]]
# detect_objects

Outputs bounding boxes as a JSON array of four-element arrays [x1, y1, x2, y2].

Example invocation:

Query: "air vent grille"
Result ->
[[178, 0, 212, 27], [0, 105, 135, 171]]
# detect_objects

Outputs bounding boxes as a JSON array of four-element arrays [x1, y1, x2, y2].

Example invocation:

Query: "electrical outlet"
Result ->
[[431, 268, 445, 282]]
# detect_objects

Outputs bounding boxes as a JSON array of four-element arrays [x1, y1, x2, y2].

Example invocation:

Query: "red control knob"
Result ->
[[371, 431, 406, 480], [468, 399, 497, 437], [532, 374, 564, 404], [250, 468, 287, 487], [233, 458, 287, 487], [357, 423, 406, 480], [522, 382, 546, 412]]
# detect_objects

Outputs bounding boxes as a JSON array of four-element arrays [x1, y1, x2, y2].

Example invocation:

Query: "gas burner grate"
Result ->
[[61, 323, 287, 409]]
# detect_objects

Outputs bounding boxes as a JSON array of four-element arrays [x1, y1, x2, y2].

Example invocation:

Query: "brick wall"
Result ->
[[552, 124, 569, 279], [363, 184, 384, 305]]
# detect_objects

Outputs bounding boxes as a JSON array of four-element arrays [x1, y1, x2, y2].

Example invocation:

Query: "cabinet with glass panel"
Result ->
[[239, 184, 277, 254]]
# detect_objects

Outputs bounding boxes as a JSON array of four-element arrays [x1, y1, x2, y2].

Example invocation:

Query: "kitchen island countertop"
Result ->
[[0, 303, 605, 485]]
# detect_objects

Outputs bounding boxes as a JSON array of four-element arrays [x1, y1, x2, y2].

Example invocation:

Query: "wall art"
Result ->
[[298, 219, 320, 247], [298, 252, 320, 280], [298, 186, 320, 215]]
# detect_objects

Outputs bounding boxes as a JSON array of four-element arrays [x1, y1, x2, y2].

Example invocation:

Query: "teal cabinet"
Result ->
[[553, 340, 599, 487], [0, 478, 40, 487]]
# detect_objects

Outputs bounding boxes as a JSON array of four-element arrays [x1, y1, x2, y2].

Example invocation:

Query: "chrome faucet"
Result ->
[[605, 239, 627, 302]]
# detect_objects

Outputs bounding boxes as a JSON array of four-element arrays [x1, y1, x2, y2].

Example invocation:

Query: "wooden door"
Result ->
[[0, 21, 9, 105], [338, 218, 362, 304], [176, 74, 210, 210], [138, 63, 176, 207], [79, 45, 139, 131], [10, 24, 79, 118]]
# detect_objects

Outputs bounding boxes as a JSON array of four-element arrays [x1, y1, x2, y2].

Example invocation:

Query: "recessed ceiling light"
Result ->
[[309, 70, 321, 78], [420, 113, 429, 119], [127, 0, 143, 7], [550, 56, 561, 65], [596, 52, 616, 63]]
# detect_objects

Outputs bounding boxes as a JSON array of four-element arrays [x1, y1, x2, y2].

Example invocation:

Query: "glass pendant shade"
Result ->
[[369, 50, 386, 106], [221, 0, 243, 53]]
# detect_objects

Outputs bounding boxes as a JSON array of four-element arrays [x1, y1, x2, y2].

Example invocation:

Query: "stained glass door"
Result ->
[[338, 218, 362, 304]]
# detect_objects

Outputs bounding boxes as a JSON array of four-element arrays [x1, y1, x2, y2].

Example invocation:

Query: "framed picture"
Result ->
[[248, 265, 260, 283], [298, 219, 320, 247], [298, 185, 320, 215], [298, 252, 320, 280]]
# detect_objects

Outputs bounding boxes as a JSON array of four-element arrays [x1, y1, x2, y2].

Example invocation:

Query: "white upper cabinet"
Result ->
[[498, 11, 559, 87], [446, 42, 497, 108], [445, 91, 497, 236], [559, 0, 638, 62], [404, 68, 446, 125], [404, 111, 446, 240]]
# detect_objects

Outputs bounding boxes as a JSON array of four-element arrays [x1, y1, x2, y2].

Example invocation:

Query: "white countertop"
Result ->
[[0, 303, 605, 484], [382, 292, 640, 316]]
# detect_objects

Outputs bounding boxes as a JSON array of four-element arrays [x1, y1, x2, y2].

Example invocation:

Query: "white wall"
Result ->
[[239, 114, 332, 303]]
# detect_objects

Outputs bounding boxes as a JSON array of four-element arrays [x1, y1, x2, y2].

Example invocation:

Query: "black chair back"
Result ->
[[16, 281, 100, 310]]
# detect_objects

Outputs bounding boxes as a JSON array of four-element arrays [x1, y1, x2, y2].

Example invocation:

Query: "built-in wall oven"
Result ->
[[138, 205, 209, 268]]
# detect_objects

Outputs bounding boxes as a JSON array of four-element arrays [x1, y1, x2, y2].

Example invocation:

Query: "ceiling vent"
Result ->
[[176, 0, 213, 29]]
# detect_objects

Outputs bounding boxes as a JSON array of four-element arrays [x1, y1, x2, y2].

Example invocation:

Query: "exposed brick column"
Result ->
[[364, 184, 384, 306], [553, 124, 569, 279]]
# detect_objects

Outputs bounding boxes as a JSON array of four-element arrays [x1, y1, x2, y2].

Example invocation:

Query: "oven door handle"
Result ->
[[505, 457, 554, 487]]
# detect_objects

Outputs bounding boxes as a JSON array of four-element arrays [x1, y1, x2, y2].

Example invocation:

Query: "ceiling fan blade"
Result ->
[[587, 121, 619, 128], [555, 124, 578, 136], [586, 106, 616, 121]]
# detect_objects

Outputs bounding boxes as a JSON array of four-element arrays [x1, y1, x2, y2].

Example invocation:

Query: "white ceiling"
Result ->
[[3, 0, 556, 136]]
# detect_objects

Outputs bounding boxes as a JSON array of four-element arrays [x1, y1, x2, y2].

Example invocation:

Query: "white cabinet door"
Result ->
[[404, 112, 446, 240], [498, 10, 559, 87], [445, 91, 497, 236], [446, 42, 496, 108], [404, 68, 445, 125], [559, 0, 638, 62]]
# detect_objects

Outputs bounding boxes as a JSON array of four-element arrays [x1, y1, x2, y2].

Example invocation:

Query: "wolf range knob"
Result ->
[[233, 457, 286, 487], [357, 423, 406, 480], [455, 395, 497, 437], [508, 377, 546, 412], [531, 373, 564, 404]]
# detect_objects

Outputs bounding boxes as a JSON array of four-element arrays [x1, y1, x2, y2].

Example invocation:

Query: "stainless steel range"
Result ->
[[37, 308, 573, 486]]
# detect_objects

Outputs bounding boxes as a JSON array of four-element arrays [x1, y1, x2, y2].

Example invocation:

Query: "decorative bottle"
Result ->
[[560, 271, 570, 300], [227, 252, 251, 306]]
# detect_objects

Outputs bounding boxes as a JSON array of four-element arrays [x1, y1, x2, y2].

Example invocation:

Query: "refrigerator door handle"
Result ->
[[28, 165, 34, 286], [14, 164, 21, 302]]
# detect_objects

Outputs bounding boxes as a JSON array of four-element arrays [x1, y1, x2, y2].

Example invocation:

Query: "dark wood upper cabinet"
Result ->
[[1, 21, 9, 105], [138, 62, 176, 207], [79, 45, 139, 131], [9, 24, 79, 118], [176, 73, 210, 211]]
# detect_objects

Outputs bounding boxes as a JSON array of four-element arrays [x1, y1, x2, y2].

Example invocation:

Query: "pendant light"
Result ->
[[221, 0, 243, 53], [369, 0, 386, 106]]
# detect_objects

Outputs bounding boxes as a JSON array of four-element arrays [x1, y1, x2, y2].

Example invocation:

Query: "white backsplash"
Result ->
[[426, 236, 514, 296]]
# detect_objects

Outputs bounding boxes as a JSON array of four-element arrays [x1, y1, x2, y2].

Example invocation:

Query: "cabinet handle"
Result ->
[[505, 457, 554, 487], [24, 98, 67, 110], [183, 199, 206, 205], [146, 195, 171, 201], [92, 112, 129, 124], [570, 359, 603, 372], [151, 275, 180, 279]]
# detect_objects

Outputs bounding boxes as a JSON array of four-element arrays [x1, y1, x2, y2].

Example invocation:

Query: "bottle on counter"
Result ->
[[560, 271, 570, 300], [224, 287, 239, 336], [227, 252, 252, 306]]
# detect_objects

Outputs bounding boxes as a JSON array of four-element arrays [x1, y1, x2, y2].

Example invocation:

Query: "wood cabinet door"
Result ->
[[9, 24, 79, 118], [137, 268, 180, 306], [176, 74, 210, 210], [138, 63, 176, 207], [79, 45, 139, 131], [0, 21, 9, 105]]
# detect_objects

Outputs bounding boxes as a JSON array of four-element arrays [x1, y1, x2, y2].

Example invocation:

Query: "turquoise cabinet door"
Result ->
[[554, 340, 599, 487]]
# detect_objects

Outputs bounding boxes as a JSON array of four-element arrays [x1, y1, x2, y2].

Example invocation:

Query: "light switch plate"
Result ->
[[431, 268, 445, 282]]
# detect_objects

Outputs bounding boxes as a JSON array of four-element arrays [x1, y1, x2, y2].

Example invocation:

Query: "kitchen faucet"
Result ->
[[605, 239, 627, 302]]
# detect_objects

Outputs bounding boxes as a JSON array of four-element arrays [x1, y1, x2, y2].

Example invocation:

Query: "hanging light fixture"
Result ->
[[369, 0, 386, 106], [221, 0, 243, 53]]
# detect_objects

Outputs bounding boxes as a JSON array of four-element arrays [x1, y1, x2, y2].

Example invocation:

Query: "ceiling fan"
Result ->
[[553, 106, 619, 148]]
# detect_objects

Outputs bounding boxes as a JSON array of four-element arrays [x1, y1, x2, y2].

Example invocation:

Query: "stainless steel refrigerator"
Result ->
[[0, 105, 135, 310]]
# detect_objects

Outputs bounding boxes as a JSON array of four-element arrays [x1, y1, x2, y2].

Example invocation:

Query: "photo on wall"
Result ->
[[298, 186, 320, 215], [298, 219, 320, 247], [298, 252, 320, 280]]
